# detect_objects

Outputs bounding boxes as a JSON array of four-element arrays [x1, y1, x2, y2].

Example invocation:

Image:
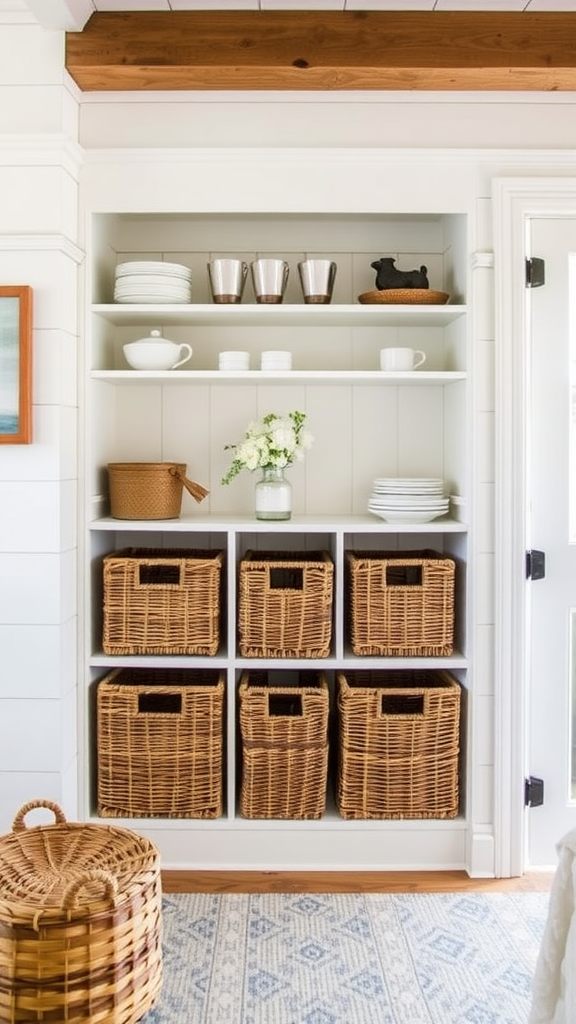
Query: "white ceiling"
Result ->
[[20, 0, 576, 32]]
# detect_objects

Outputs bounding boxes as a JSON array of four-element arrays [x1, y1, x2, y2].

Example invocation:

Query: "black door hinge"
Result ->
[[525, 776, 544, 807], [526, 549, 546, 580], [526, 257, 545, 288]]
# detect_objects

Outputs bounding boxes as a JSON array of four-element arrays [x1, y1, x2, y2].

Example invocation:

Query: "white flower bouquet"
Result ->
[[221, 410, 313, 485]]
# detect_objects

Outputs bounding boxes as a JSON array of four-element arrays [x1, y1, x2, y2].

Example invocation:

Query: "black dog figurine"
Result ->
[[371, 257, 429, 291]]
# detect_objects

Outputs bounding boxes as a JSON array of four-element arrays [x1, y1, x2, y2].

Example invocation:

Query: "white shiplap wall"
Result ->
[[0, 15, 82, 829], [2, 10, 576, 867]]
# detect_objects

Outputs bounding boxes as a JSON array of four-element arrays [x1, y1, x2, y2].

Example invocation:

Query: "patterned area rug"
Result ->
[[144, 891, 549, 1024]]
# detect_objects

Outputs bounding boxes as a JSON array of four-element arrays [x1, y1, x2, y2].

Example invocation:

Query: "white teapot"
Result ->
[[123, 330, 192, 371]]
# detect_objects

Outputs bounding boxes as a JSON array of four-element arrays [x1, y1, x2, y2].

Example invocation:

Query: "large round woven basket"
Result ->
[[0, 800, 162, 1024]]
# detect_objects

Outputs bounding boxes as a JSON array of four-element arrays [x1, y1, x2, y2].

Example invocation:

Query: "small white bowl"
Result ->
[[261, 350, 292, 370], [219, 350, 250, 371]]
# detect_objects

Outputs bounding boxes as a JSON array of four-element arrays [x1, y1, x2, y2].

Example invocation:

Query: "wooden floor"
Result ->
[[161, 870, 555, 894]]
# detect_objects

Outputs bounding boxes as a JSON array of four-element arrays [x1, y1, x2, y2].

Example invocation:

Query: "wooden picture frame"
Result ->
[[0, 286, 32, 444]]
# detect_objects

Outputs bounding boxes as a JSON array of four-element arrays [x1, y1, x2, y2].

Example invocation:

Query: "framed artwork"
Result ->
[[0, 286, 32, 445]]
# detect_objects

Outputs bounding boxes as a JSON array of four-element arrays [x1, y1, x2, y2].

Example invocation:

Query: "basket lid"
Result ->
[[107, 461, 186, 472], [0, 801, 160, 914]]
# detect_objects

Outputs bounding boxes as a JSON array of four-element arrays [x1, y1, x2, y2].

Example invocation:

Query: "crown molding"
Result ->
[[0, 135, 84, 176], [80, 145, 576, 169], [0, 233, 84, 262]]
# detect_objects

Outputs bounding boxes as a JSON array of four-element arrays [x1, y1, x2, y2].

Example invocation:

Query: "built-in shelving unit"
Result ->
[[83, 209, 471, 870]]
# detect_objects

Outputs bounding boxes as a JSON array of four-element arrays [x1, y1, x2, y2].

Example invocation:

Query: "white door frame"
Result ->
[[493, 177, 576, 876]]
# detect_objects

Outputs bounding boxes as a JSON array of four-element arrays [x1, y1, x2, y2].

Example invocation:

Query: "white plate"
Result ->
[[369, 495, 449, 501], [115, 292, 191, 302], [113, 274, 192, 288], [114, 293, 192, 302], [369, 494, 448, 505], [114, 294, 192, 304], [372, 481, 444, 489], [114, 281, 191, 293], [372, 490, 445, 497], [368, 508, 449, 523], [368, 499, 449, 508], [369, 508, 449, 515], [115, 261, 192, 279], [373, 486, 444, 491], [373, 477, 444, 486]]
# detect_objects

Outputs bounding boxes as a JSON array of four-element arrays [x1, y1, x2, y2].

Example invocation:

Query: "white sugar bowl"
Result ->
[[123, 330, 193, 371]]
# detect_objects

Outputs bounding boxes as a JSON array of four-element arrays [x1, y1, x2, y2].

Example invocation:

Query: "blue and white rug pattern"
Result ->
[[145, 891, 549, 1024]]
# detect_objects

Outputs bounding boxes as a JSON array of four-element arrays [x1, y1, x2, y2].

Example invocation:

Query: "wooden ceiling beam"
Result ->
[[65, 11, 576, 92]]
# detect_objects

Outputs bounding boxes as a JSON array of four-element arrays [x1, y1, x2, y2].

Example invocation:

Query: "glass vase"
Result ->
[[254, 466, 292, 520]]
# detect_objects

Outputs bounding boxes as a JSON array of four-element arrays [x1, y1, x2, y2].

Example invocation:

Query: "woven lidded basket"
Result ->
[[239, 670, 330, 819], [97, 667, 225, 819], [108, 462, 208, 520], [238, 550, 334, 658], [336, 670, 461, 820], [0, 799, 162, 1024], [346, 549, 455, 656], [102, 547, 224, 655]]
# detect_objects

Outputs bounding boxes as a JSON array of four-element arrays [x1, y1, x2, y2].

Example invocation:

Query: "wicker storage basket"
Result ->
[[108, 462, 208, 520], [336, 670, 461, 820], [97, 667, 225, 819], [238, 550, 333, 658], [0, 799, 162, 1024], [102, 547, 224, 655], [346, 549, 455, 656], [239, 670, 330, 819]]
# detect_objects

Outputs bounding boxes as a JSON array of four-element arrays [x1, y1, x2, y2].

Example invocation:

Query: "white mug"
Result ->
[[251, 259, 289, 303], [298, 259, 337, 304], [208, 259, 248, 303], [218, 350, 250, 371], [380, 347, 426, 372]]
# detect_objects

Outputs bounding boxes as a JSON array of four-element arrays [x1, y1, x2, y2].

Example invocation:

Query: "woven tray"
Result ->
[[0, 799, 162, 1024], [357, 288, 449, 305], [97, 668, 225, 819], [239, 671, 329, 819], [336, 670, 461, 820]]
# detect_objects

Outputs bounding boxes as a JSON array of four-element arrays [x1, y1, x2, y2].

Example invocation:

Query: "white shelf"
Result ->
[[92, 369, 467, 385], [89, 514, 467, 532], [92, 302, 467, 328], [89, 651, 468, 671], [88, 809, 469, 832]]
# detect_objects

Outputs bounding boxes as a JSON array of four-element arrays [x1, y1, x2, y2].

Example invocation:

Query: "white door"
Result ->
[[527, 217, 576, 866]]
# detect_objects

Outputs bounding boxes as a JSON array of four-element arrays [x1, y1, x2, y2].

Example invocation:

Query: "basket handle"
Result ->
[[380, 692, 428, 717], [383, 562, 424, 589], [12, 799, 67, 832], [169, 465, 209, 503], [62, 869, 119, 909]]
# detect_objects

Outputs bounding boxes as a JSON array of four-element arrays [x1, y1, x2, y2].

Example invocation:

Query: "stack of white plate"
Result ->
[[367, 477, 450, 523], [114, 261, 192, 304]]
